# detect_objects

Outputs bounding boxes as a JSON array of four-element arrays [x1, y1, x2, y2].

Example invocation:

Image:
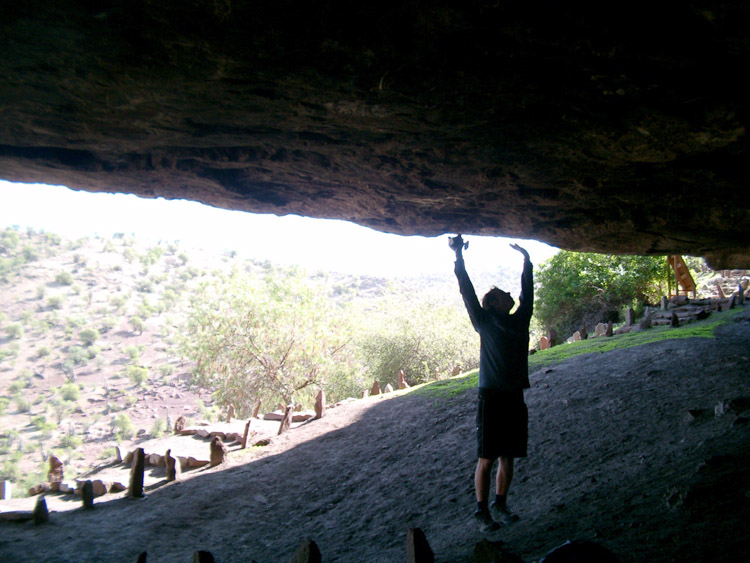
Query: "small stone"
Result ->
[[384, 383, 394, 393], [451, 364, 462, 376], [289, 539, 321, 563]]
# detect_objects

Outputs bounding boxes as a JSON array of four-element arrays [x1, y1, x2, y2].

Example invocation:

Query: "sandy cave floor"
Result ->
[[1, 312, 749, 562]]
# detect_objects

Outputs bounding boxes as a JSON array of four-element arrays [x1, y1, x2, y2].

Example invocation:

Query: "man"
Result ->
[[450, 234, 533, 535]]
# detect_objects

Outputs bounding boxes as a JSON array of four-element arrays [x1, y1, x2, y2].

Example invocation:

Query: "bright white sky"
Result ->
[[0, 180, 558, 277]]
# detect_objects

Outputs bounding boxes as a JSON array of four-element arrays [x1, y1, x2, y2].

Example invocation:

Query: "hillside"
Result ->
[[0, 227, 487, 492], [1, 302, 749, 561]]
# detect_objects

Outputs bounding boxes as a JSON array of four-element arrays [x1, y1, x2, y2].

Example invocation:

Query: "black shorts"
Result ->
[[476, 388, 528, 460]]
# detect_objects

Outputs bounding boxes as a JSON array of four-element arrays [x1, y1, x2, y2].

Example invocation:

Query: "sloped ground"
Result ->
[[1, 312, 749, 562]]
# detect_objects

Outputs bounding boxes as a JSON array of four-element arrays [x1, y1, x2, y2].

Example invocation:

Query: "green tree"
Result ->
[[534, 251, 666, 338], [356, 296, 478, 388], [79, 327, 101, 346], [181, 270, 350, 417]]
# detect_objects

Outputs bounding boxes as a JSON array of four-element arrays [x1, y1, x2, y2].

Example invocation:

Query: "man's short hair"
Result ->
[[482, 287, 510, 309]]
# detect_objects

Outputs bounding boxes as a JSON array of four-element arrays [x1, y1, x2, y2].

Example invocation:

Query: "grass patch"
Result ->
[[415, 306, 747, 402]]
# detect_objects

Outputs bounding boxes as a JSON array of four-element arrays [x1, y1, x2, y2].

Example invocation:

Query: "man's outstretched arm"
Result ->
[[452, 236, 482, 330], [511, 244, 534, 320]]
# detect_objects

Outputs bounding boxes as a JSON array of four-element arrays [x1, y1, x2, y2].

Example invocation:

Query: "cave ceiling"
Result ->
[[1, 2, 749, 267]]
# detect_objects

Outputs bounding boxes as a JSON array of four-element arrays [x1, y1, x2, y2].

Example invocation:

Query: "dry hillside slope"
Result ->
[[1, 310, 749, 562]]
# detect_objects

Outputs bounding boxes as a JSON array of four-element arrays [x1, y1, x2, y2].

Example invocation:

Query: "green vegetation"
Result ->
[[535, 252, 666, 339], [415, 307, 746, 401]]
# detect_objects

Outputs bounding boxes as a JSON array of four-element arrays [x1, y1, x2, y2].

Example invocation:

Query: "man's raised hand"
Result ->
[[510, 243, 530, 261], [449, 234, 469, 258]]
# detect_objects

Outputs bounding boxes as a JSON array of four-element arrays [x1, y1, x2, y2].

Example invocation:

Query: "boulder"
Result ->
[[384, 383, 394, 393], [398, 370, 410, 390], [371, 381, 381, 396]]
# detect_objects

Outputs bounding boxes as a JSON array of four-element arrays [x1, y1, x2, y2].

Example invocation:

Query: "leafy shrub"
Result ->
[[129, 316, 144, 334], [36, 285, 46, 300], [159, 364, 175, 377], [79, 327, 101, 346], [55, 271, 74, 285], [67, 346, 88, 365], [13, 394, 30, 413], [47, 295, 64, 309], [123, 345, 141, 363], [149, 417, 166, 438], [59, 383, 80, 402], [113, 413, 135, 441], [4, 323, 24, 340], [0, 397, 9, 415], [59, 434, 83, 449], [127, 365, 149, 386], [35, 345, 51, 359]]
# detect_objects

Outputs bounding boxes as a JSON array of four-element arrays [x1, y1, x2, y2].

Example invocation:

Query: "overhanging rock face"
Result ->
[[1, 2, 749, 267]]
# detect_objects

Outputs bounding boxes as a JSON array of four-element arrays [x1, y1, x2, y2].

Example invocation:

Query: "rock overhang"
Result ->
[[0, 2, 748, 267]]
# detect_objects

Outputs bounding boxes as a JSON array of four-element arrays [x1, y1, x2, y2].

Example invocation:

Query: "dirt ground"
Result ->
[[1, 311, 749, 562]]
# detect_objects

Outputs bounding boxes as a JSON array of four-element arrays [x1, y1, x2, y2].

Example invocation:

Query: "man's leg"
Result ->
[[474, 457, 501, 533], [495, 456, 514, 501], [475, 457, 494, 504], [491, 456, 519, 523]]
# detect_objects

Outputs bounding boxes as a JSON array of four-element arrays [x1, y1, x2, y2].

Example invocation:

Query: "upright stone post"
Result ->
[[226, 405, 235, 423], [0, 480, 11, 500], [82, 480, 95, 510], [406, 528, 434, 563], [626, 307, 635, 326], [241, 420, 252, 449], [165, 449, 181, 482], [605, 321, 613, 337], [371, 381, 381, 395], [129, 447, 145, 498], [278, 406, 293, 435], [210, 436, 228, 467], [738, 283, 746, 305], [33, 496, 49, 525], [192, 552, 215, 563], [314, 390, 326, 420], [660, 296, 668, 310]]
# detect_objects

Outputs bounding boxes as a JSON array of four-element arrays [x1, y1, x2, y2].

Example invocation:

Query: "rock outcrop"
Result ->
[[1, 3, 749, 266]]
